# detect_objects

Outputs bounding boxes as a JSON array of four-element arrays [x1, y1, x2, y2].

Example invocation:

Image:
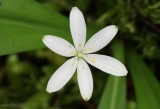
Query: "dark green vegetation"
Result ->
[[0, 0, 160, 109]]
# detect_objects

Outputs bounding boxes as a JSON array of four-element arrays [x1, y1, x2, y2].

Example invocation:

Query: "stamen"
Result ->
[[90, 59, 95, 63], [88, 48, 92, 50], [72, 61, 75, 66], [70, 50, 74, 55], [78, 43, 82, 48]]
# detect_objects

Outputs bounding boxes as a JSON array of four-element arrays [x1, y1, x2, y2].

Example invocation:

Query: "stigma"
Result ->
[[77, 52, 85, 58]]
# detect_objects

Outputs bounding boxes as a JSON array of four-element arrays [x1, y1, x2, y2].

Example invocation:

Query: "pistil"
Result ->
[[77, 52, 85, 58]]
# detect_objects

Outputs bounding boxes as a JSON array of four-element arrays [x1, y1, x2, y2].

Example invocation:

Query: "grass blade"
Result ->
[[98, 40, 126, 109], [127, 50, 160, 109]]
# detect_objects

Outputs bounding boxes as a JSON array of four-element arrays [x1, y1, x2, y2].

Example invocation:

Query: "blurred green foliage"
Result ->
[[0, 0, 160, 109]]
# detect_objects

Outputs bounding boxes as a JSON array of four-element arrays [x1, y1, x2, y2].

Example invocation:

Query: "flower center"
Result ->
[[77, 52, 84, 58]]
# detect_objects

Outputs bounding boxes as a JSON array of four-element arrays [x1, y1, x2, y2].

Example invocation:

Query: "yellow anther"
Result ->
[[70, 50, 74, 55], [78, 43, 82, 48], [90, 59, 95, 63], [72, 61, 75, 66], [82, 67, 85, 69], [88, 48, 92, 50]]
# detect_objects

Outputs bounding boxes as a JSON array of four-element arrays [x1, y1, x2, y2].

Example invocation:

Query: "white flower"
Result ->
[[42, 7, 128, 101]]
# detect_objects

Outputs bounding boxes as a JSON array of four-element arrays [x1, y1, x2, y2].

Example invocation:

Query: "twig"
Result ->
[[137, 11, 160, 33]]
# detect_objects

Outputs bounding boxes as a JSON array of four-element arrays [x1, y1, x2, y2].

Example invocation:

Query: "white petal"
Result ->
[[43, 35, 76, 57], [84, 54, 128, 76], [77, 59, 93, 101], [46, 57, 78, 93], [83, 25, 118, 54], [70, 7, 86, 50]]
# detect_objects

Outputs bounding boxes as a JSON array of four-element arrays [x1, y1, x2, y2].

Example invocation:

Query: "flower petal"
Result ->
[[84, 54, 128, 76], [46, 57, 78, 93], [77, 59, 93, 101], [70, 7, 86, 50], [83, 25, 118, 54], [43, 35, 76, 57]]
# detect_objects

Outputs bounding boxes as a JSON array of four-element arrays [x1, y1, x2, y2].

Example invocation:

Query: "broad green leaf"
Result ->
[[127, 50, 160, 109], [0, 0, 95, 56], [98, 40, 126, 109]]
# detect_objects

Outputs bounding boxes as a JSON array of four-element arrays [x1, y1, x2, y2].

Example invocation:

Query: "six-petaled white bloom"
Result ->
[[42, 7, 128, 101]]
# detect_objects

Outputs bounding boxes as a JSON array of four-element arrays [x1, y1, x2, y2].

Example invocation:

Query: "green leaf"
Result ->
[[98, 40, 126, 109], [0, 0, 95, 56], [127, 50, 160, 109], [0, 0, 68, 56]]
